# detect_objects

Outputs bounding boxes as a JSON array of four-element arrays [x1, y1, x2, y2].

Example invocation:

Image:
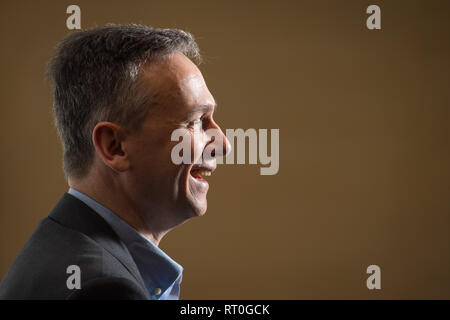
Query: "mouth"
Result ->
[[189, 165, 215, 181], [185, 163, 217, 214]]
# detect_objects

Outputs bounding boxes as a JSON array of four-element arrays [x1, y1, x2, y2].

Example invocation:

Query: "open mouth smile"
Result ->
[[189, 165, 215, 182]]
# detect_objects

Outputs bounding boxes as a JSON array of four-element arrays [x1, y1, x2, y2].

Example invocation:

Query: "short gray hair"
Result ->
[[46, 24, 201, 179]]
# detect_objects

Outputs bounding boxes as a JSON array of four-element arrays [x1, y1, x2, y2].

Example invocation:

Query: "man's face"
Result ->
[[124, 53, 229, 225]]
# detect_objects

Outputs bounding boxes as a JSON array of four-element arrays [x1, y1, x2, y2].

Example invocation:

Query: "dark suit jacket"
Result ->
[[0, 193, 150, 299]]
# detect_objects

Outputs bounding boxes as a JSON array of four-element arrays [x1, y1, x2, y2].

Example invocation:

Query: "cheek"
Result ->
[[129, 136, 171, 175], [135, 126, 173, 162], [191, 132, 206, 162]]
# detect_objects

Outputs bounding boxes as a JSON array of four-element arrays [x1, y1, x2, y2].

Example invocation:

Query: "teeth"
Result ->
[[198, 170, 211, 177]]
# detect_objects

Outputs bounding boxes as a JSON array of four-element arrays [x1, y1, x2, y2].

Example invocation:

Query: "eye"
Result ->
[[189, 118, 203, 131]]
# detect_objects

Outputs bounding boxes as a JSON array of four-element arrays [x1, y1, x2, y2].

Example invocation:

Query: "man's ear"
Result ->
[[92, 122, 130, 172]]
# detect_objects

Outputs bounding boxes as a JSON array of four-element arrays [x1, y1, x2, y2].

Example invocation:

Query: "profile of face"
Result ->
[[122, 52, 230, 226]]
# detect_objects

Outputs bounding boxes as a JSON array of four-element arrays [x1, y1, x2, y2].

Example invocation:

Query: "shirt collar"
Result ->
[[68, 188, 183, 298]]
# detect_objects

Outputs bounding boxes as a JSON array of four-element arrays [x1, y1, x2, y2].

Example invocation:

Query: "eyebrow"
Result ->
[[187, 103, 218, 118]]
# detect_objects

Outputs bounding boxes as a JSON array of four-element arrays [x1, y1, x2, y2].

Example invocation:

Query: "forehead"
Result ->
[[140, 52, 216, 115]]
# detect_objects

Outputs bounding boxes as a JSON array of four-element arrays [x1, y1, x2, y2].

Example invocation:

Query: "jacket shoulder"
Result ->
[[0, 217, 146, 299]]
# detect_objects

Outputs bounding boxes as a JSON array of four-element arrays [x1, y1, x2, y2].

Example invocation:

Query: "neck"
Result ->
[[68, 171, 170, 247]]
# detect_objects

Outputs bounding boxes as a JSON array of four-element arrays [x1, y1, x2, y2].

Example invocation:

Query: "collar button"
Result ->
[[153, 288, 162, 296]]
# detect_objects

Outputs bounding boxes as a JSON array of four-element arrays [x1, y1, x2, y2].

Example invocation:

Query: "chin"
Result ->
[[171, 197, 207, 227], [183, 194, 208, 218], [192, 201, 208, 217], [181, 166, 210, 218]]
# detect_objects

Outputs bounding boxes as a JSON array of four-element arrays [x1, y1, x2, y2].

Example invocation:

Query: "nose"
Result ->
[[206, 121, 231, 158], [216, 127, 231, 158]]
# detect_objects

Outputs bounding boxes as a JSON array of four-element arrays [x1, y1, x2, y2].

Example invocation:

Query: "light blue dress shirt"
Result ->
[[68, 188, 183, 300]]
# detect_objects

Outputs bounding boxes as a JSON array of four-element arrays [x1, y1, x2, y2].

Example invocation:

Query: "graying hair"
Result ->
[[46, 24, 201, 179]]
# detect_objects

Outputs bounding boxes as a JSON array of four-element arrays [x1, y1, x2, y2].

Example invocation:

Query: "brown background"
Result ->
[[1, 0, 449, 299]]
